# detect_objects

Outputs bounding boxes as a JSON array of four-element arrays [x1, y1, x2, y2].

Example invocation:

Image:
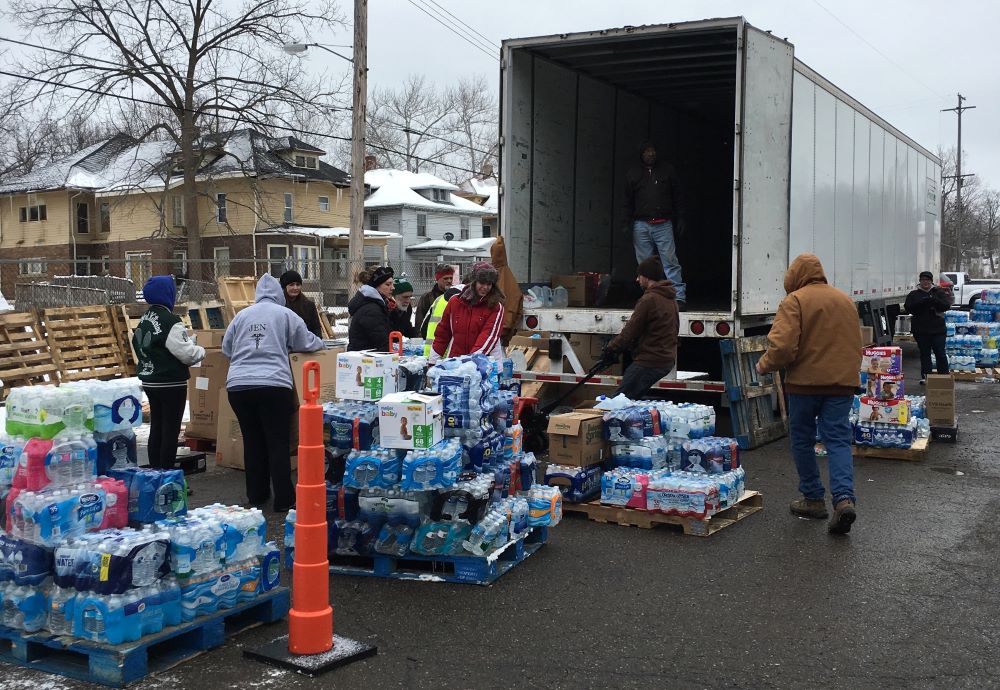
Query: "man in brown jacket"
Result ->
[[757, 253, 863, 535], [603, 256, 679, 399]]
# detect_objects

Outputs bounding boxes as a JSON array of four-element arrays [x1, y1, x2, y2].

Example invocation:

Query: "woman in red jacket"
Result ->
[[431, 262, 506, 363]]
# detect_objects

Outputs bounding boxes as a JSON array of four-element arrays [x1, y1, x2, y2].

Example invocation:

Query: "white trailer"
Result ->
[[500, 17, 941, 390]]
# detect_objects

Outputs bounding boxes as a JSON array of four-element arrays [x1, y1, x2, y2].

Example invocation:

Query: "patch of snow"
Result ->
[[406, 237, 496, 253], [259, 225, 401, 240], [365, 169, 487, 216]]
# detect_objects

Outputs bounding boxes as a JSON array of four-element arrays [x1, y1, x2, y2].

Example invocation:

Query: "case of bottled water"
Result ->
[[400, 439, 463, 490], [544, 464, 602, 502], [323, 401, 380, 452], [427, 355, 500, 437], [108, 467, 187, 523]]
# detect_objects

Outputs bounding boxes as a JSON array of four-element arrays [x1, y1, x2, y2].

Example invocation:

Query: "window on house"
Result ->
[[76, 203, 89, 234], [19, 259, 46, 275], [100, 202, 111, 233], [417, 213, 427, 237], [125, 251, 152, 286], [100, 256, 110, 273], [460, 217, 470, 240], [268, 245, 290, 277], [20, 204, 47, 222], [368, 213, 379, 232], [429, 188, 450, 203], [319, 196, 330, 212], [76, 256, 91, 276], [294, 154, 318, 169], [293, 245, 319, 281], [482, 223, 491, 238], [172, 250, 187, 276], [284, 193, 293, 223], [216, 193, 227, 223], [214, 247, 231, 278], [172, 196, 184, 227]]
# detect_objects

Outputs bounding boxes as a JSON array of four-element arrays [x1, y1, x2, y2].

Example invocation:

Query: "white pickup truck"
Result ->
[[940, 272, 1000, 309]]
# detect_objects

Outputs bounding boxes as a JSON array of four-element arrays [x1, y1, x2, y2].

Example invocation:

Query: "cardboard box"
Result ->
[[336, 351, 399, 402], [186, 350, 231, 439], [925, 374, 956, 426], [862, 346, 902, 375], [191, 330, 226, 350], [546, 410, 608, 466], [290, 347, 345, 405], [930, 425, 958, 443], [860, 326, 874, 346], [214, 388, 298, 471], [551, 275, 590, 307], [377, 392, 443, 449], [858, 396, 910, 425]]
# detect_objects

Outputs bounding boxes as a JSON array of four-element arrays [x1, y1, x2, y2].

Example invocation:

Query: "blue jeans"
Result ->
[[633, 219, 686, 302], [788, 394, 855, 504]]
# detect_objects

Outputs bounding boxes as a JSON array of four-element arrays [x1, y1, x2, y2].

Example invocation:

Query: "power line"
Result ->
[[0, 67, 488, 178], [422, 0, 500, 50], [811, 0, 941, 97], [1, 35, 497, 160], [403, 0, 498, 61]]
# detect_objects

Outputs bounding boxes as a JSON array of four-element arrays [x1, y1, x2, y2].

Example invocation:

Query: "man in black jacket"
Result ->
[[623, 142, 686, 310], [904, 271, 951, 383]]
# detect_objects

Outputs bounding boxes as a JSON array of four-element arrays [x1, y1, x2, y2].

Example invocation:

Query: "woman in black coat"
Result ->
[[347, 266, 394, 351]]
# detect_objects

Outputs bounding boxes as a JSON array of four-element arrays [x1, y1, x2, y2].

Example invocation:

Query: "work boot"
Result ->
[[789, 498, 828, 519], [828, 499, 857, 535]]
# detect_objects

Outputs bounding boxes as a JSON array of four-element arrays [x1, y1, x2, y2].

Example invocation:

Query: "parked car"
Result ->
[[939, 272, 1000, 308]]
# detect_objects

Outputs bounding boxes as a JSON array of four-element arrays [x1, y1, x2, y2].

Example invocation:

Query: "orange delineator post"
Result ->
[[288, 361, 333, 655], [388, 330, 403, 355]]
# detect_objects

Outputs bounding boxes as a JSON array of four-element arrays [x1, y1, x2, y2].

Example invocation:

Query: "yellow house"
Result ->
[[0, 129, 391, 299]]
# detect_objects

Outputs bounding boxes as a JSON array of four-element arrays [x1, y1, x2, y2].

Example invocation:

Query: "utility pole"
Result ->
[[349, 0, 369, 281], [942, 93, 975, 272]]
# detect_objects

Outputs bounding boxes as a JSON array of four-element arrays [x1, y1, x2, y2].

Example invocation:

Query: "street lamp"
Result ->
[[284, 15, 368, 285]]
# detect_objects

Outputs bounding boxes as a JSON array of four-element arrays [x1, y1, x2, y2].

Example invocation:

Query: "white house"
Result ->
[[364, 169, 492, 286]]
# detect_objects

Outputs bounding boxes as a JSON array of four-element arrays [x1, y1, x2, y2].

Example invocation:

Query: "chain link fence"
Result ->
[[2, 256, 484, 310]]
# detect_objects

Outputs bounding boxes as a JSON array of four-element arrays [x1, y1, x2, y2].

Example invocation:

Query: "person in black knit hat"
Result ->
[[602, 256, 680, 399], [279, 270, 323, 338], [347, 266, 395, 351]]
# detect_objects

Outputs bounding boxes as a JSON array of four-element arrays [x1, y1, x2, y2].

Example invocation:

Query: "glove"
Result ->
[[600, 347, 620, 366], [673, 219, 686, 238]]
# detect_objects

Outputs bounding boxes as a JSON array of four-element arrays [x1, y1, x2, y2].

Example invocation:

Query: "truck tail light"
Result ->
[[690, 320, 705, 335], [525, 315, 539, 329], [716, 322, 731, 336]]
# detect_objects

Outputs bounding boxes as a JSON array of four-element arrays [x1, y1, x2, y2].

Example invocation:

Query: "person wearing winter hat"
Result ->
[[348, 266, 395, 351], [134, 275, 206, 470], [431, 261, 506, 362], [416, 263, 455, 338], [389, 275, 416, 338], [602, 256, 679, 400], [279, 269, 323, 338]]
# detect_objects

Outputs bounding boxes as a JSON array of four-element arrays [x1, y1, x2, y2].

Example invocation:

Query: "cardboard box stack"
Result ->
[[858, 347, 909, 424], [925, 374, 957, 442]]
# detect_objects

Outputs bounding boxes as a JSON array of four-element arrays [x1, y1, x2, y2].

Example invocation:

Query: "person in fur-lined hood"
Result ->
[[430, 261, 506, 363]]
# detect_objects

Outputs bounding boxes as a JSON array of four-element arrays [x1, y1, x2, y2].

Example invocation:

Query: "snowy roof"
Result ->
[[481, 186, 498, 213], [458, 176, 497, 198], [364, 169, 487, 215], [406, 237, 496, 253], [0, 129, 349, 196], [259, 225, 401, 240]]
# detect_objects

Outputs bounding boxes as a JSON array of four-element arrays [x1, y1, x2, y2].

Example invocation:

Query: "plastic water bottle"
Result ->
[[47, 584, 77, 635]]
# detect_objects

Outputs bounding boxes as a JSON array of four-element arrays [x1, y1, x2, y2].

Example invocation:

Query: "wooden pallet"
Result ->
[[952, 367, 998, 382], [183, 436, 217, 453], [0, 311, 60, 397], [43, 305, 129, 382], [217, 277, 257, 322], [184, 301, 228, 330], [852, 435, 930, 461], [107, 305, 137, 375], [0, 588, 289, 688], [324, 527, 548, 585], [720, 337, 788, 449], [563, 490, 763, 537]]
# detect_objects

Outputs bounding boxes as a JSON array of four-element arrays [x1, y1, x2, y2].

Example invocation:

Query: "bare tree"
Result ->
[[7, 0, 346, 280], [366, 74, 456, 174], [939, 146, 983, 272], [443, 75, 498, 182]]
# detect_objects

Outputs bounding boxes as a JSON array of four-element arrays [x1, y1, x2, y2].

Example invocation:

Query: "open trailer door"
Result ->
[[737, 23, 794, 316]]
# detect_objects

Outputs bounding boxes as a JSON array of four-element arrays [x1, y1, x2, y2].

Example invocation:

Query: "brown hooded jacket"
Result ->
[[490, 236, 523, 345], [757, 253, 862, 395]]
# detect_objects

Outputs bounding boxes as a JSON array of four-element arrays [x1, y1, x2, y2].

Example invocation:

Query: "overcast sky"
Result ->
[[307, 0, 999, 187]]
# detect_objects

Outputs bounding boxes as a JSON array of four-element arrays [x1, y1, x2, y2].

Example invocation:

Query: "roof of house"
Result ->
[[406, 237, 496, 253], [0, 128, 349, 196], [458, 176, 497, 198], [364, 168, 487, 215], [258, 224, 401, 240]]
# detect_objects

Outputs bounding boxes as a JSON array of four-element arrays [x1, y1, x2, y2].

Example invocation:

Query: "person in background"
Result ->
[[279, 269, 323, 338], [389, 274, 416, 338], [622, 141, 687, 310], [416, 263, 455, 338], [347, 266, 394, 351], [431, 262, 505, 363], [756, 253, 863, 536], [601, 257, 679, 399], [491, 236, 524, 346], [422, 283, 464, 358], [222, 274, 324, 512], [133, 276, 205, 470], [904, 270, 951, 384]]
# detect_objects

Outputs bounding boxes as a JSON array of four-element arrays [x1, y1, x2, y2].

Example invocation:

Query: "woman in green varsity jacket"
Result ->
[[133, 276, 205, 470]]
